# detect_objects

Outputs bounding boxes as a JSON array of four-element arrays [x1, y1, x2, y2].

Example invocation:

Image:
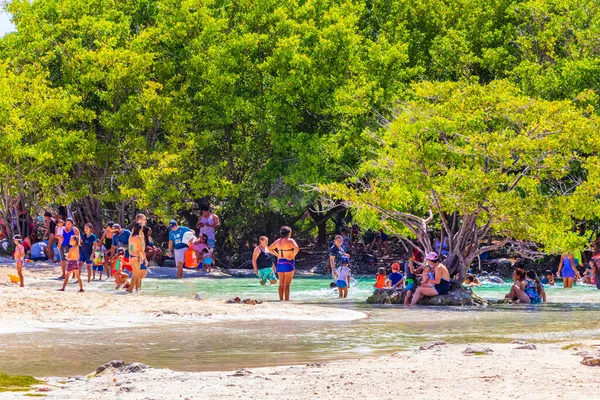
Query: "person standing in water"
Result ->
[[197, 206, 221, 249], [253, 236, 277, 285], [329, 235, 348, 278], [268, 226, 299, 301], [128, 223, 146, 293], [557, 254, 581, 288], [334, 256, 351, 299]]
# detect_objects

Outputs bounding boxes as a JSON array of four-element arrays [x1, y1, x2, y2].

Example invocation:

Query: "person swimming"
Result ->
[[463, 273, 482, 287], [540, 270, 554, 286], [524, 270, 545, 303]]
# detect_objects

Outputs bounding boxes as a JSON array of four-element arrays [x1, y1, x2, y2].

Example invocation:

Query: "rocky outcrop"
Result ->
[[366, 284, 487, 306], [93, 361, 149, 376]]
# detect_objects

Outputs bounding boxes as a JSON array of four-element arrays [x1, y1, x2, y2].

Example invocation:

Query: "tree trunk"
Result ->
[[316, 220, 327, 247], [82, 196, 103, 235]]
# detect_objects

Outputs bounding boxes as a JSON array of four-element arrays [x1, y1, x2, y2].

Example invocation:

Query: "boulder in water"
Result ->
[[366, 285, 487, 306]]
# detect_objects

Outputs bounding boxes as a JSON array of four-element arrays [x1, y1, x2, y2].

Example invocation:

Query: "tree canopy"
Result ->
[[0, 0, 599, 261]]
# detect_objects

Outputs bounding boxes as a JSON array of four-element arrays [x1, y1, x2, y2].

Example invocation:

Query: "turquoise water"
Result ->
[[3, 275, 600, 377], [87, 275, 600, 305]]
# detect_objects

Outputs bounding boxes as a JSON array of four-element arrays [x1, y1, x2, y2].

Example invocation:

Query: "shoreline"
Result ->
[[3, 341, 598, 399]]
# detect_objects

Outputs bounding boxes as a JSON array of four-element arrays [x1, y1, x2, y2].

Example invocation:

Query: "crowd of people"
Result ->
[[8, 206, 223, 291], [7, 206, 600, 304]]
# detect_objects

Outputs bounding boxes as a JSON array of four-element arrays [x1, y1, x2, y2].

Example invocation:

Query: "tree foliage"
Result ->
[[0, 0, 599, 256]]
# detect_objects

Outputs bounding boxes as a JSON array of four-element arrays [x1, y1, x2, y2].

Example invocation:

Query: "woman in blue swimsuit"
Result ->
[[409, 252, 451, 306], [268, 226, 299, 301], [557, 254, 580, 288]]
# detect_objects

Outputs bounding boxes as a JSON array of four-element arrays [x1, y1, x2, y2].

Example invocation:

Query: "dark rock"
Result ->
[[96, 360, 125, 374], [419, 341, 447, 350], [515, 344, 537, 350], [366, 285, 487, 306], [94, 361, 148, 376], [581, 356, 600, 366], [463, 346, 493, 355], [121, 363, 148, 373], [231, 369, 252, 377], [226, 297, 242, 304], [480, 259, 513, 278]]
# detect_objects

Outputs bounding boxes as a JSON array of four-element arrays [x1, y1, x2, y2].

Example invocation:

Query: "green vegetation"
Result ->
[[0, 373, 41, 392], [561, 343, 583, 350], [0, 0, 598, 261]]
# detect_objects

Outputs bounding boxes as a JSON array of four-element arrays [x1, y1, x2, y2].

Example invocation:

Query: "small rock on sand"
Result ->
[[515, 344, 537, 350], [581, 356, 600, 366], [231, 369, 252, 377], [510, 340, 527, 345], [94, 361, 148, 376], [463, 346, 493, 355], [419, 341, 447, 351]]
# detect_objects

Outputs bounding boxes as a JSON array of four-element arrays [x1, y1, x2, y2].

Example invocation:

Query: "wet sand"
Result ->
[[2, 342, 598, 399]]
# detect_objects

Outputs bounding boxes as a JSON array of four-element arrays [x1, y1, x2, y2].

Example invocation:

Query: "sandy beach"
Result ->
[[0, 262, 366, 335], [1, 341, 598, 399]]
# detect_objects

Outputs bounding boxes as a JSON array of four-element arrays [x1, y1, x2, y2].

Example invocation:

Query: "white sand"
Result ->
[[1, 342, 596, 399], [0, 260, 365, 335]]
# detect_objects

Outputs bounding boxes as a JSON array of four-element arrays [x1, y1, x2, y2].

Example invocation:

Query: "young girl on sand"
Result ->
[[100, 221, 114, 278], [92, 241, 104, 281], [59, 236, 84, 292], [13, 235, 25, 287]]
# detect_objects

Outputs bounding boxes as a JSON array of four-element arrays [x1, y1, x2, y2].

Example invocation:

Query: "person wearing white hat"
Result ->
[[168, 220, 193, 279], [409, 252, 450, 306]]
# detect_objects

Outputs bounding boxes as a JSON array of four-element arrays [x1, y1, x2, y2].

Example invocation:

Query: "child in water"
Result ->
[[374, 267, 387, 289], [92, 241, 104, 281], [112, 248, 131, 290], [334, 256, 351, 299], [59, 236, 84, 292], [202, 248, 214, 273], [387, 262, 404, 289], [13, 235, 25, 287], [540, 270, 554, 286]]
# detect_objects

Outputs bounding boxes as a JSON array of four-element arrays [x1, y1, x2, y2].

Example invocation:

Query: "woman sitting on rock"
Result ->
[[504, 268, 531, 303], [409, 252, 450, 305]]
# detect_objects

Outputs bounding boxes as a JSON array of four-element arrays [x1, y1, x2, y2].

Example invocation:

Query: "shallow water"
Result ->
[[2, 276, 600, 377]]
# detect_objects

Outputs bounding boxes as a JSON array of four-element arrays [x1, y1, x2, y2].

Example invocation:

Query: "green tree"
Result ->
[[323, 80, 600, 277]]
